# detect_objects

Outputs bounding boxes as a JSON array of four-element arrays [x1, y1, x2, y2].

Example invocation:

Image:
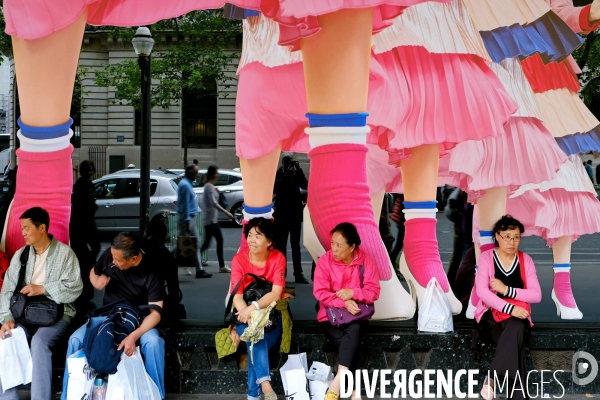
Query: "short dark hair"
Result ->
[[205, 165, 219, 183], [193, 159, 199, 165], [145, 218, 168, 244], [185, 164, 197, 180], [20, 207, 50, 230], [111, 232, 142, 260], [587, 160, 593, 165], [492, 215, 525, 245], [282, 153, 293, 166], [243, 217, 275, 243], [330, 222, 361, 248], [79, 160, 96, 179]]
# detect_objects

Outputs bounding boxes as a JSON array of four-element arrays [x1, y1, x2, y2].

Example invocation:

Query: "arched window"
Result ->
[[182, 81, 217, 149]]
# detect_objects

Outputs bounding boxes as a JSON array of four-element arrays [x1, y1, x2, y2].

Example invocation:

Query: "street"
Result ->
[[99, 215, 600, 323]]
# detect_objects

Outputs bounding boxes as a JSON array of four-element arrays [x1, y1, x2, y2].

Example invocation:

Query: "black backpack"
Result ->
[[83, 300, 161, 374]]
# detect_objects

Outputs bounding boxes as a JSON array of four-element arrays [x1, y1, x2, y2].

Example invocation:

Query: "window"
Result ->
[[94, 178, 121, 199], [182, 83, 217, 149], [228, 175, 241, 184], [121, 178, 158, 198], [134, 109, 142, 145]]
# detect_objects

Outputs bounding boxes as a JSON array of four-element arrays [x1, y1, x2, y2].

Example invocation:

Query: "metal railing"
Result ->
[[165, 211, 207, 263], [88, 146, 107, 179]]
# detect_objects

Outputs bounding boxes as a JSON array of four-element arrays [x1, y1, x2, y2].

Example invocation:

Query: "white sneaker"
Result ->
[[219, 265, 232, 273], [187, 267, 194, 276]]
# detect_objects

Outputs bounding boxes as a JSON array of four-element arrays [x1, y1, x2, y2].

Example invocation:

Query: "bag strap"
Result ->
[[517, 251, 527, 289], [359, 265, 365, 289], [224, 273, 251, 323], [13, 246, 30, 296]]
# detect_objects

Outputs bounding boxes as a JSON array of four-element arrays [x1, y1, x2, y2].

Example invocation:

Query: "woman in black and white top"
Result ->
[[201, 165, 233, 273]]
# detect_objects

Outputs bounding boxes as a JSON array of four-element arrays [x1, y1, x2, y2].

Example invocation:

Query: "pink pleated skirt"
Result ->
[[439, 117, 567, 198], [506, 189, 600, 246], [4, 0, 449, 41], [236, 45, 518, 161]]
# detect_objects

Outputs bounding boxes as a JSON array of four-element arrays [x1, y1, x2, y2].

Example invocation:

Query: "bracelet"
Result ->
[[504, 286, 509, 296], [252, 301, 260, 311]]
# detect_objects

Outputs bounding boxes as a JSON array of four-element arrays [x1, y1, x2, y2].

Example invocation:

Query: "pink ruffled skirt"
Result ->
[[4, 0, 449, 41]]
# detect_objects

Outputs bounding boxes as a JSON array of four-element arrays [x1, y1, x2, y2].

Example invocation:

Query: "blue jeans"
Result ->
[[60, 317, 165, 399], [236, 320, 282, 400]]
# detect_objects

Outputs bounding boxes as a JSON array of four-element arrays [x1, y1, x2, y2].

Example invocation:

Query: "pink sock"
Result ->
[[480, 243, 495, 253], [554, 271, 577, 308], [6, 146, 73, 257], [403, 218, 450, 292], [307, 143, 390, 280], [239, 219, 249, 251]]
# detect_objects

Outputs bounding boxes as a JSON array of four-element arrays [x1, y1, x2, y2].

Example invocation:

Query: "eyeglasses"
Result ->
[[497, 234, 521, 243]]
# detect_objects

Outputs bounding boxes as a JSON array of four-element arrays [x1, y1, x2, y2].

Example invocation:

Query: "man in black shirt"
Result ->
[[61, 233, 166, 399]]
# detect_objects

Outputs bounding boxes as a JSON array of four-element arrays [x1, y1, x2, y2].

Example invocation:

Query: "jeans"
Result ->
[[60, 317, 165, 400], [201, 223, 225, 267], [178, 219, 204, 272], [0, 320, 70, 400], [235, 320, 282, 400]]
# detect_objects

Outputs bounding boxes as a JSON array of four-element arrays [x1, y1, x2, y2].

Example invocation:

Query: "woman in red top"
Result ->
[[230, 218, 285, 400], [313, 222, 380, 400]]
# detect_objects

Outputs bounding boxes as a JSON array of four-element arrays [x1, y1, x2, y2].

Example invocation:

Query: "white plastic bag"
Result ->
[[0, 327, 32, 391], [306, 362, 334, 400], [106, 347, 161, 400], [66, 350, 97, 400], [280, 353, 309, 400], [418, 278, 454, 333]]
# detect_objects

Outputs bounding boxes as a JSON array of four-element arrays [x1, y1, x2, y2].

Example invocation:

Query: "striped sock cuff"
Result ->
[[506, 286, 517, 299], [479, 230, 494, 246], [503, 303, 515, 315], [242, 203, 273, 221], [553, 263, 571, 273]]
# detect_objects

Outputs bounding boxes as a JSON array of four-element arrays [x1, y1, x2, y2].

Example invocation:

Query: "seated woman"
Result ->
[[474, 215, 542, 400], [230, 217, 285, 400], [313, 222, 380, 400]]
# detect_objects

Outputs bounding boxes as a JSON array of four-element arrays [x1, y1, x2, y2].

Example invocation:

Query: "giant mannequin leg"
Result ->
[[466, 186, 508, 319], [397, 144, 461, 314], [300, 8, 394, 280], [4, 11, 87, 256], [551, 235, 582, 319]]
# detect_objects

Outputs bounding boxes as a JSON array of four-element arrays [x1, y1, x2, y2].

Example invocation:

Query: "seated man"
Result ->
[[61, 232, 165, 399], [0, 207, 83, 400]]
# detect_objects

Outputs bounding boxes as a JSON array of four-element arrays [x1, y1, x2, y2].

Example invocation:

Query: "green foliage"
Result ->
[[573, 31, 600, 106], [0, 7, 13, 57], [94, 9, 241, 110]]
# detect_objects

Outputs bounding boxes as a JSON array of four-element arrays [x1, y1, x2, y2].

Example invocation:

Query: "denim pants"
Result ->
[[0, 320, 69, 400], [60, 317, 165, 400], [236, 320, 282, 400], [178, 219, 204, 272]]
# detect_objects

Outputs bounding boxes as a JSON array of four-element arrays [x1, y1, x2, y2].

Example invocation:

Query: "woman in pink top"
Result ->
[[313, 222, 380, 400], [474, 216, 542, 400]]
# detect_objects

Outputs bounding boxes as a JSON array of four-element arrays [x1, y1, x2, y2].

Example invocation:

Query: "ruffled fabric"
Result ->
[[461, 0, 550, 31], [489, 59, 542, 120], [480, 12, 583, 64], [369, 45, 518, 164], [521, 53, 580, 93], [4, 0, 434, 41], [555, 126, 600, 156], [441, 117, 567, 196], [371, 0, 489, 60], [535, 88, 600, 139]]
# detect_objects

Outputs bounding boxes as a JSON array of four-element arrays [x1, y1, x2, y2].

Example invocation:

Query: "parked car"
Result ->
[[113, 168, 179, 175], [92, 171, 181, 232], [174, 168, 244, 226]]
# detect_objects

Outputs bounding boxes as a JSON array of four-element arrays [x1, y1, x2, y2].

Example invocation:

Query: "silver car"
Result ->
[[174, 169, 245, 226], [93, 171, 180, 232]]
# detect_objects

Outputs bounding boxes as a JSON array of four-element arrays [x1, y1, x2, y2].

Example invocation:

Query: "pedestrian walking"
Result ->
[[445, 187, 474, 290], [70, 160, 101, 323], [389, 193, 405, 268], [200, 165, 233, 273], [178, 164, 212, 278], [273, 154, 309, 284], [585, 160, 594, 183]]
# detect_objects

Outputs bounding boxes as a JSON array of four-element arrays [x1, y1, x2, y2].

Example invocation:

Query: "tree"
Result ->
[[94, 10, 242, 111], [573, 31, 600, 107]]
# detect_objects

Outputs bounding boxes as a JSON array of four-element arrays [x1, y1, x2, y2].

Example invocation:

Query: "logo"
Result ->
[[572, 351, 598, 386]]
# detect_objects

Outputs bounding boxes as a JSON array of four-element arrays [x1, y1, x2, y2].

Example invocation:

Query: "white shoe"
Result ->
[[551, 289, 583, 320], [219, 265, 232, 273], [399, 253, 462, 315], [187, 267, 194, 276], [465, 288, 476, 320]]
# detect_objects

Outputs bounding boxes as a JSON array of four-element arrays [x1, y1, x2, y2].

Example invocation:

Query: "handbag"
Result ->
[[218, 190, 229, 210], [224, 273, 281, 332], [325, 265, 375, 327], [9, 246, 64, 327], [492, 251, 531, 323]]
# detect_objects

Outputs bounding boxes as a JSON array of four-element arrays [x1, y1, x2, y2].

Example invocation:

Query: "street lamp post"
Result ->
[[132, 27, 154, 236]]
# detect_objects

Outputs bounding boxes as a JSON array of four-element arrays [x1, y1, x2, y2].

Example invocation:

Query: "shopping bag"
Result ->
[[176, 236, 197, 267], [307, 362, 334, 400], [0, 327, 32, 391], [106, 347, 161, 400], [285, 369, 310, 400], [280, 353, 308, 396], [66, 350, 97, 400], [418, 278, 454, 333]]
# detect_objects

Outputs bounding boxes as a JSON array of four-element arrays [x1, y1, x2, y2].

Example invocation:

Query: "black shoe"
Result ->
[[196, 270, 213, 279], [294, 275, 309, 284]]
